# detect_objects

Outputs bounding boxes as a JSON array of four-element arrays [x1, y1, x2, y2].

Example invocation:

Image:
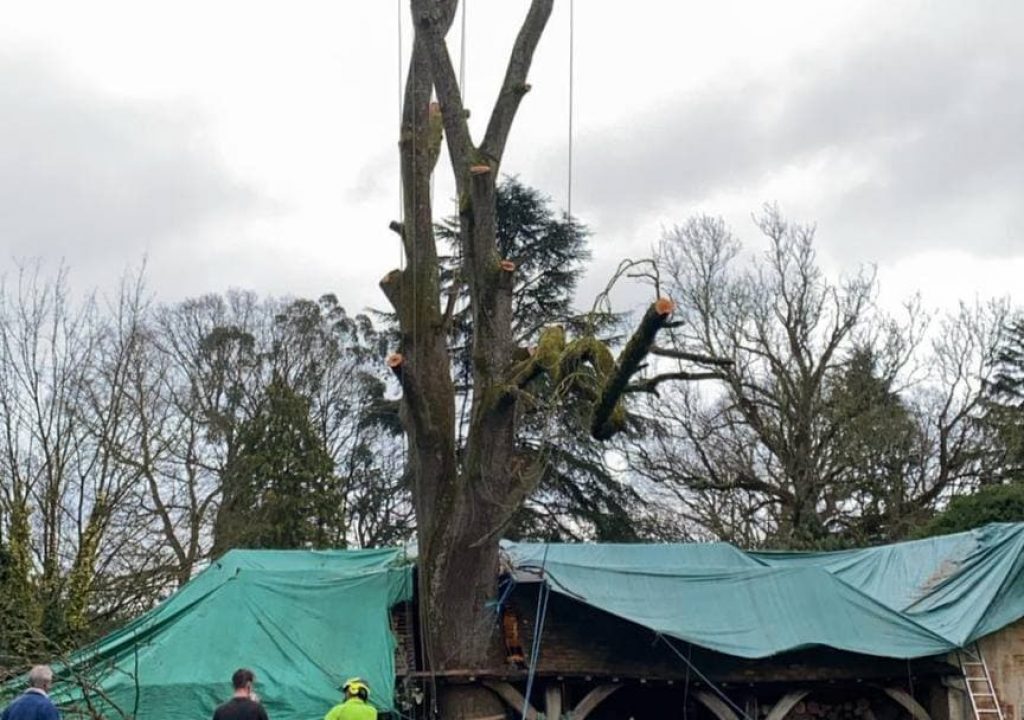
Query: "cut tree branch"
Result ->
[[480, 0, 555, 162], [591, 298, 675, 440]]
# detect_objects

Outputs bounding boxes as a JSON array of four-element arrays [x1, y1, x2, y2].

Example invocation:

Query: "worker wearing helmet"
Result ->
[[324, 678, 376, 720]]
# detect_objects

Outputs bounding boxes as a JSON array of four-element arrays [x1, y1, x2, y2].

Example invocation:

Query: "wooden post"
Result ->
[[883, 687, 932, 720], [546, 682, 563, 719], [766, 690, 812, 720], [570, 684, 622, 719], [697, 691, 741, 720], [481, 681, 539, 720]]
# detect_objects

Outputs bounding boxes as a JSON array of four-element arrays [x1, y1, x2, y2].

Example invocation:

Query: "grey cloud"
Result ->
[[0, 52, 263, 277], [546, 4, 1024, 261]]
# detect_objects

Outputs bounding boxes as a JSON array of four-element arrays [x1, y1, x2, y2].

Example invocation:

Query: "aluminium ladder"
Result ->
[[958, 644, 1005, 720]]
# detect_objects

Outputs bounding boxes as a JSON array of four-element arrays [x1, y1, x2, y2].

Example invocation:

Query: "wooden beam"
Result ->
[[766, 690, 811, 720], [883, 687, 932, 720], [696, 690, 741, 720], [481, 680, 538, 720], [572, 684, 622, 720]]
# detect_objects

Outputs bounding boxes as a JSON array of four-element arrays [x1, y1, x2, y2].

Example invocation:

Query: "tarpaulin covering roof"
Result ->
[[7, 524, 1024, 719], [11, 548, 412, 720], [504, 523, 1024, 660]]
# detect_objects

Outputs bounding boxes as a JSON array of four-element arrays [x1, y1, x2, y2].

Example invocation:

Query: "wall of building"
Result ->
[[978, 618, 1024, 720]]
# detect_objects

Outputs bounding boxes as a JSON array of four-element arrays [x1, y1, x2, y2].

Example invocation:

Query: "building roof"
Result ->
[[13, 547, 412, 720], [8, 523, 1024, 719], [505, 522, 1024, 659]]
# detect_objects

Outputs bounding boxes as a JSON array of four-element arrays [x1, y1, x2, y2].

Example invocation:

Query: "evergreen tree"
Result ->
[[982, 316, 1024, 482], [821, 348, 927, 544], [212, 375, 338, 554], [916, 483, 1024, 538], [438, 177, 649, 541]]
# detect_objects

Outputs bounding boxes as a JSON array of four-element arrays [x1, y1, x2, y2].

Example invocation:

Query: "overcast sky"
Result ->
[[2, 1, 1021, 314]]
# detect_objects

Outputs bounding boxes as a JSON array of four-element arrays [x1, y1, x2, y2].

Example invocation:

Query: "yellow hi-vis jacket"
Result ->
[[324, 697, 377, 720]]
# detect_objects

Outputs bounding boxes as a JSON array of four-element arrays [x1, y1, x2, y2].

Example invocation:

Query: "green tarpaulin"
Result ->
[[505, 523, 1024, 659], [17, 548, 412, 720], [7, 524, 1024, 719]]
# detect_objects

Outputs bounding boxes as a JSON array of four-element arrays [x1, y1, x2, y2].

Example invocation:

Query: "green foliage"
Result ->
[[820, 348, 929, 545], [437, 177, 658, 541], [916, 483, 1024, 538], [982, 316, 1024, 482], [0, 503, 43, 661], [213, 375, 340, 554]]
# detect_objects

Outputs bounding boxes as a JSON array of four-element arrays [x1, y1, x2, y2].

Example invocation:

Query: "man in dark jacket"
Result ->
[[1, 665, 60, 720], [212, 668, 269, 720]]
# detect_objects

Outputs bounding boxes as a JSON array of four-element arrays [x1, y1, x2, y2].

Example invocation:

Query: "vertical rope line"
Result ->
[[453, 0, 468, 452], [397, 0, 405, 272], [395, 0, 403, 272], [567, 0, 575, 221]]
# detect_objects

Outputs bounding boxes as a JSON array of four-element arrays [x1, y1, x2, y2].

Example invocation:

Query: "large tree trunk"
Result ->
[[381, 2, 553, 716], [381, 2, 691, 715]]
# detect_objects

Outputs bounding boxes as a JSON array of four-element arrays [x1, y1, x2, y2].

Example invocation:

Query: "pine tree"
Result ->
[[983, 316, 1024, 482], [438, 177, 648, 541], [212, 375, 338, 554]]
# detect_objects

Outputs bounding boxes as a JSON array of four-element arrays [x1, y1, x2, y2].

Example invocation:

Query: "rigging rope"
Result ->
[[397, 0, 405, 272], [567, 0, 575, 221], [661, 635, 755, 720], [521, 544, 551, 720]]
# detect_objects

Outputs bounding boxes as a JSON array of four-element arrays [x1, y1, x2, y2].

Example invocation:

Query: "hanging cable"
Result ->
[[397, 0, 405, 272], [521, 545, 551, 720], [660, 635, 754, 720], [566, 0, 575, 221]]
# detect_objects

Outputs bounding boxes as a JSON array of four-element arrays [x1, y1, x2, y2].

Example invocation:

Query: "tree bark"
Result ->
[[383, 1, 694, 715], [381, 2, 554, 717]]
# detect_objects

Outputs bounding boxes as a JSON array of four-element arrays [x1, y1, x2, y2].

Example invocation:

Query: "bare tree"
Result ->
[[632, 210, 1006, 547]]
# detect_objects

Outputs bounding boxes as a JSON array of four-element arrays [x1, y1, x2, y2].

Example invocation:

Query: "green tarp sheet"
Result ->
[[13, 548, 412, 720], [505, 523, 1024, 659], [8, 524, 1024, 719]]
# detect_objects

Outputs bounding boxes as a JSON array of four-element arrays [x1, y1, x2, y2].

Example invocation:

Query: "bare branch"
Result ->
[[626, 371, 727, 395], [651, 345, 733, 366], [413, 0, 474, 174], [480, 0, 555, 162]]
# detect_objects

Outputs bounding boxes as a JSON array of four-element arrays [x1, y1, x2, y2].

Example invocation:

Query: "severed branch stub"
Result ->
[[590, 297, 676, 440], [387, 353, 405, 379]]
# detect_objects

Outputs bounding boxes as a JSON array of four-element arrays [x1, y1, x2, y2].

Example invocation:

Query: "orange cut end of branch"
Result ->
[[655, 297, 676, 316], [387, 353, 405, 369], [499, 259, 516, 272], [469, 164, 492, 175]]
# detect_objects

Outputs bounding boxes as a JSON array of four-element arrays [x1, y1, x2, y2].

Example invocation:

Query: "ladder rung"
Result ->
[[975, 709, 1001, 713]]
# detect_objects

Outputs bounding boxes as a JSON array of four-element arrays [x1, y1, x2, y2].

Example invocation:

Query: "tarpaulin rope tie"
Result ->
[[661, 635, 755, 720]]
